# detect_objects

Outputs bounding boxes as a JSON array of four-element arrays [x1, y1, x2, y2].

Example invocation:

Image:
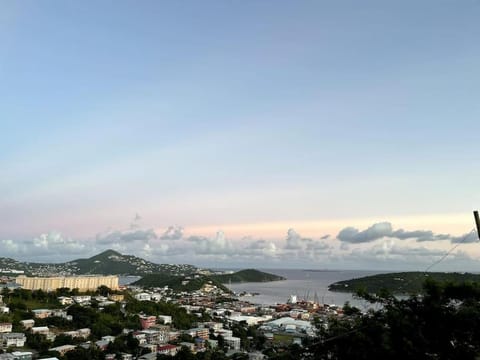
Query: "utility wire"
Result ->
[[310, 227, 479, 346]]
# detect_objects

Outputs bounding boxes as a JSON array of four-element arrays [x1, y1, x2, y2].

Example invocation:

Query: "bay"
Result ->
[[227, 269, 388, 310]]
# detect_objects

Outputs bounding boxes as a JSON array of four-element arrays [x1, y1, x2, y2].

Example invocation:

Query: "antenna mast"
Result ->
[[474, 210, 480, 241]]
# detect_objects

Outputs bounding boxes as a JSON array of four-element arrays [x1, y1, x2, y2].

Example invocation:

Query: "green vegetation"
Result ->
[[124, 296, 209, 329], [328, 271, 480, 294], [0, 249, 198, 276], [211, 269, 285, 283], [133, 274, 230, 293], [310, 279, 480, 360]]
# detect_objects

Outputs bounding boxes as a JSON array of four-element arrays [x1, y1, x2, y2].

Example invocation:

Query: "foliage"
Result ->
[[310, 279, 480, 360], [133, 274, 230, 293], [125, 299, 200, 329], [329, 271, 480, 295], [211, 269, 285, 283]]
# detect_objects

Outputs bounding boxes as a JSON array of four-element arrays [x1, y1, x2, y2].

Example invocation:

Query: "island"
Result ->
[[328, 271, 480, 295]]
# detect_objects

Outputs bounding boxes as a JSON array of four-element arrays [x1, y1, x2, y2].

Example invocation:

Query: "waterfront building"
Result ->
[[16, 275, 119, 292]]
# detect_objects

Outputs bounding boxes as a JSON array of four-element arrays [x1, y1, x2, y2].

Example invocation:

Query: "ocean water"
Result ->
[[228, 269, 387, 310]]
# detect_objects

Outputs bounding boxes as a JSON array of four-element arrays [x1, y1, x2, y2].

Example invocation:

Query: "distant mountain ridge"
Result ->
[[0, 249, 197, 277]]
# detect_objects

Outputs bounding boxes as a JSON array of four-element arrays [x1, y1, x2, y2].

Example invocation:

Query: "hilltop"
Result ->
[[132, 269, 284, 292], [328, 271, 480, 295], [0, 249, 197, 277]]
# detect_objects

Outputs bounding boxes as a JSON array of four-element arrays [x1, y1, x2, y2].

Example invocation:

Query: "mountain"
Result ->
[[328, 272, 480, 295], [0, 249, 197, 277]]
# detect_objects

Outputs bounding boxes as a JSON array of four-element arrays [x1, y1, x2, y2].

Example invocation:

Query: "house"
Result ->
[[57, 297, 73, 306], [185, 328, 209, 340], [139, 315, 156, 329], [0, 306, 9, 314], [95, 340, 110, 351], [0, 323, 12, 333], [134, 293, 151, 301], [139, 329, 168, 345], [101, 335, 115, 343], [0, 333, 27, 348], [108, 294, 124, 302], [138, 353, 156, 360], [157, 344, 178, 356], [49, 345, 76, 356], [32, 326, 50, 335], [72, 296, 91, 304], [32, 309, 52, 319], [52, 310, 71, 320], [19, 320, 34, 329], [11, 352, 33, 360], [224, 336, 241, 350], [119, 353, 133, 360], [157, 315, 172, 324]]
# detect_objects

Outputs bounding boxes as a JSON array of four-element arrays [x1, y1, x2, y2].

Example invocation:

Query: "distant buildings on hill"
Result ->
[[15, 275, 119, 291]]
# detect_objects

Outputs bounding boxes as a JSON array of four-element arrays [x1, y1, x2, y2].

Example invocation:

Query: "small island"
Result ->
[[329, 272, 480, 295], [212, 269, 285, 283]]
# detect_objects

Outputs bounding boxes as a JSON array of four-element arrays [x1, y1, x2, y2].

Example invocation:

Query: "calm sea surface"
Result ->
[[227, 269, 388, 310], [119, 270, 388, 310]]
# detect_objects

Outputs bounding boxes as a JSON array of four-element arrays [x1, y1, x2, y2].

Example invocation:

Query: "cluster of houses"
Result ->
[[0, 278, 350, 360]]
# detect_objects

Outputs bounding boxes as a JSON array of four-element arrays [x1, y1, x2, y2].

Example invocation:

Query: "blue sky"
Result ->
[[1, 1, 480, 269]]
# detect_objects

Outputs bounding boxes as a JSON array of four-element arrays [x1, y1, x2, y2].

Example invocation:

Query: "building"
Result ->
[[32, 309, 52, 319], [58, 297, 74, 305], [16, 275, 119, 292], [134, 293, 151, 301], [0, 333, 26, 348], [11, 352, 33, 360], [108, 294, 124, 302], [139, 315, 156, 330], [49, 345, 76, 356], [0, 323, 12, 333], [0, 306, 9, 314], [19, 320, 34, 329], [185, 328, 209, 340], [224, 336, 241, 350], [157, 344, 178, 356], [31, 326, 49, 335], [158, 315, 172, 324]]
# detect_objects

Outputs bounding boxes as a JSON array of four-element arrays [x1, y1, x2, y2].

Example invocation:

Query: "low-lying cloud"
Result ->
[[336, 222, 477, 244]]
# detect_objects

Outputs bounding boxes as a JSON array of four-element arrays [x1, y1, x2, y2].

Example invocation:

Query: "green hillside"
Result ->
[[133, 274, 230, 293], [329, 272, 480, 295], [212, 269, 285, 283], [0, 249, 198, 277]]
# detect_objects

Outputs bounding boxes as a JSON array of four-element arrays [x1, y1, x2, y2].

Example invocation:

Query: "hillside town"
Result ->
[[0, 273, 345, 360]]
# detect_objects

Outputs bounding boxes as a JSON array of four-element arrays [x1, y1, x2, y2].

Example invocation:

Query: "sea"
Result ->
[[227, 269, 387, 310], [119, 269, 388, 310]]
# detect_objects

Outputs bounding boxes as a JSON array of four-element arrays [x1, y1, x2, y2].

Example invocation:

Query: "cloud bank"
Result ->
[[1, 219, 478, 270]]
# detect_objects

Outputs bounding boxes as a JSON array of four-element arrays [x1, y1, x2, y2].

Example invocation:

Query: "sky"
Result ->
[[1, 0, 480, 270]]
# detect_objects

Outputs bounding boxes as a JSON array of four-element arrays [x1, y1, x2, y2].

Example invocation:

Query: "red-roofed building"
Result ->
[[157, 344, 178, 356]]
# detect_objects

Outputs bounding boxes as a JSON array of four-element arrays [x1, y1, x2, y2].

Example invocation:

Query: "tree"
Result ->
[[308, 280, 480, 360]]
